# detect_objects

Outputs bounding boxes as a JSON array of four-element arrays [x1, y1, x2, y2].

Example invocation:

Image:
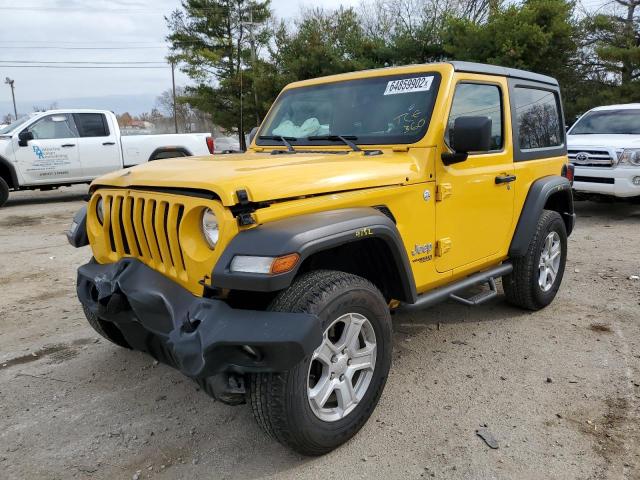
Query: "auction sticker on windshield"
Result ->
[[384, 76, 434, 95]]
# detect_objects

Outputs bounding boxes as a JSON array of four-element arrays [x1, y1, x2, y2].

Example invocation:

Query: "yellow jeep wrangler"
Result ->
[[68, 61, 575, 455]]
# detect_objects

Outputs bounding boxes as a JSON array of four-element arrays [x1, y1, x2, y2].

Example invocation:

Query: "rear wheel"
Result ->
[[503, 209, 567, 310], [0, 177, 9, 208], [248, 270, 392, 456]]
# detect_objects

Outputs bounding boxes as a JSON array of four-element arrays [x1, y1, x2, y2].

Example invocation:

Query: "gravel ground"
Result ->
[[1, 185, 639, 480]]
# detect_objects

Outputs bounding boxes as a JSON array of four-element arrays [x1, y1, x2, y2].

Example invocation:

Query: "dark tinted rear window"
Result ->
[[73, 113, 110, 137]]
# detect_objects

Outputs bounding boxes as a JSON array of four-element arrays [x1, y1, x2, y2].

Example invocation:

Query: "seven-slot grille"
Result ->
[[567, 149, 615, 167], [98, 192, 188, 281]]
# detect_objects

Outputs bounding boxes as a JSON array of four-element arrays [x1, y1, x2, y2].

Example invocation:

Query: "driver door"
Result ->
[[435, 76, 515, 273], [13, 113, 82, 185]]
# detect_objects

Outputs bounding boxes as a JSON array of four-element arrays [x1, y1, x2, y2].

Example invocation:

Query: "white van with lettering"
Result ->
[[0, 109, 215, 207]]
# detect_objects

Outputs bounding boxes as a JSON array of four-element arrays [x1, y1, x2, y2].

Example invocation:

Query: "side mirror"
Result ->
[[442, 116, 492, 166], [18, 131, 34, 147], [248, 127, 259, 145]]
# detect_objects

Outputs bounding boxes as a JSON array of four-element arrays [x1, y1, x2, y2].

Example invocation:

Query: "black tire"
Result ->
[[82, 305, 130, 349], [503, 209, 567, 310], [0, 177, 9, 208], [248, 270, 392, 456]]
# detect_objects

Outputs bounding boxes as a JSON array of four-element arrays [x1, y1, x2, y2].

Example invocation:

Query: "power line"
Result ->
[[0, 65, 168, 69], [0, 60, 167, 65], [1, 46, 166, 50], [0, 40, 165, 45], [0, 6, 164, 14], [0, 6, 226, 14]]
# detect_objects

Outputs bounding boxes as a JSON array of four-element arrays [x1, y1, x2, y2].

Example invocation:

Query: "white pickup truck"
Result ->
[[567, 103, 640, 201], [0, 109, 215, 207]]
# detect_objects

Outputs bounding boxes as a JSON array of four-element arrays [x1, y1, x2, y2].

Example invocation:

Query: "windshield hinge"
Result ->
[[436, 183, 453, 202], [233, 189, 257, 226]]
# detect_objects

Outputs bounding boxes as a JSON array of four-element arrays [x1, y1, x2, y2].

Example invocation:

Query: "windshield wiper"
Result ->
[[258, 135, 297, 153], [307, 135, 362, 152]]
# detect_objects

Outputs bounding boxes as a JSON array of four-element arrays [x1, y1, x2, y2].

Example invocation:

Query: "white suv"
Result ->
[[567, 103, 640, 200]]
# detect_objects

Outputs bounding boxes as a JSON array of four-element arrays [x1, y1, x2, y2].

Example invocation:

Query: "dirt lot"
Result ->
[[1, 185, 639, 480]]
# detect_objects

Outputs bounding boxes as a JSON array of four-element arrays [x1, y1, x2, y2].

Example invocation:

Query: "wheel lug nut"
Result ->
[[339, 374, 345, 381], [347, 359, 352, 366], [331, 355, 338, 363], [342, 349, 346, 355], [330, 373, 335, 379]]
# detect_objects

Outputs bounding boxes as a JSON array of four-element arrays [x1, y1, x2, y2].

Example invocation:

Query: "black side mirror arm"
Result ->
[[441, 151, 468, 166]]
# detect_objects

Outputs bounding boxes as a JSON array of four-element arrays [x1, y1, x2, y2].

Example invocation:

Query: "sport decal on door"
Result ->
[[383, 76, 434, 95]]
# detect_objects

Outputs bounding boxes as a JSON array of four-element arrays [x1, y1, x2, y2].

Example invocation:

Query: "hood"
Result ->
[[567, 134, 640, 149], [92, 150, 424, 206]]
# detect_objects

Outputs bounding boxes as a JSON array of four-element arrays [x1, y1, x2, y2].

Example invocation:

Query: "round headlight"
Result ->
[[202, 208, 219, 248], [96, 197, 104, 224]]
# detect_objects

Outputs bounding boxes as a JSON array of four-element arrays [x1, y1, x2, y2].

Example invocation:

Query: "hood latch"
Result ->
[[233, 189, 257, 226]]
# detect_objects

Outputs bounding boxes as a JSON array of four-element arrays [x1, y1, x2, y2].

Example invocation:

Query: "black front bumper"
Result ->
[[77, 259, 321, 378]]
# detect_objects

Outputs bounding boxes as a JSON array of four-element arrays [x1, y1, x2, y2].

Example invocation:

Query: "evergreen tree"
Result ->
[[581, 0, 640, 103], [166, 0, 271, 149]]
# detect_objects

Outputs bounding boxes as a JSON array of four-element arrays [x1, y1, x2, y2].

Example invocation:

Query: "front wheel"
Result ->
[[82, 305, 130, 349], [248, 270, 392, 456], [503, 209, 568, 310], [0, 177, 9, 208]]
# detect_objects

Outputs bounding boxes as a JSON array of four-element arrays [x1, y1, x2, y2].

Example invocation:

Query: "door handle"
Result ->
[[495, 174, 516, 184], [102, 141, 116, 146], [61, 144, 76, 148]]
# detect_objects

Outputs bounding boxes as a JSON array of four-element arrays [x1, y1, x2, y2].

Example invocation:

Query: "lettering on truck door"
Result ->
[[13, 114, 83, 184]]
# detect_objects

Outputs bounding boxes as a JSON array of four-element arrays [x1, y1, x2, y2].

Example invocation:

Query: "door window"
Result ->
[[28, 114, 78, 139], [513, 87, 561, 150], [446, 83, 503, 151], [73, 113, 110, 137]]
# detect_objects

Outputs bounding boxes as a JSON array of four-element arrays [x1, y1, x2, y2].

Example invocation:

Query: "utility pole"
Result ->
[[4, 77, 17, 120], [171, 62, 178, 134], [242, 5, 262, 126]]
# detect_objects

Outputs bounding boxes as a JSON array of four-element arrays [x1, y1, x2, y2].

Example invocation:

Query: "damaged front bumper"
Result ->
[[76, 258, 322, 380]]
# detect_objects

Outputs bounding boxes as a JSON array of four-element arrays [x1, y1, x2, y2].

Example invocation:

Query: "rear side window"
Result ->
[[446, 83, 503, 150], [73, 113, 110, 137], [513, 88, 561, 150]]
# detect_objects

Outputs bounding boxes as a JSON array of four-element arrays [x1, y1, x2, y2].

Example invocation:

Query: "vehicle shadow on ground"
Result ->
[[45, 296, 524, 479], [393, 296, 529, 334], [3, 190, 87, 208], [574, 199, 640, 222], [76, 297, 528, 478]]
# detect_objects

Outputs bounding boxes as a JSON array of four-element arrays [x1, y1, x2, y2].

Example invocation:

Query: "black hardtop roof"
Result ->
[[449, 61, 559, 86]]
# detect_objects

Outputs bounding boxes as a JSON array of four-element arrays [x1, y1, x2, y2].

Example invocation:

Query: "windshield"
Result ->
[[257, 72, 441, 146], [0, 116, 32, 135], [569, 109, 640, 135]]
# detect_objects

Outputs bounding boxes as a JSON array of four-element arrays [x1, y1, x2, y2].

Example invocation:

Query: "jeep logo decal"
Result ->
[[411, 243, 433, 256]]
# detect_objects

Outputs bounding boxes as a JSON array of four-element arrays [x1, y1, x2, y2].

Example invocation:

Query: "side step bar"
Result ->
[[398, 263, 513, 312]]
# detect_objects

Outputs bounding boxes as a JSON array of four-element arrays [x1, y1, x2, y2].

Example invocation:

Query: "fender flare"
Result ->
[[509, 175, 575, 257], [148, 146, 192, 161], [0, 155, 19, 188], [212, 207, 417, 302]]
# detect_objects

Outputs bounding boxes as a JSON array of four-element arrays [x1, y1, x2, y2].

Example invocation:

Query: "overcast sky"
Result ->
[[0, 0, 359, 113]]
